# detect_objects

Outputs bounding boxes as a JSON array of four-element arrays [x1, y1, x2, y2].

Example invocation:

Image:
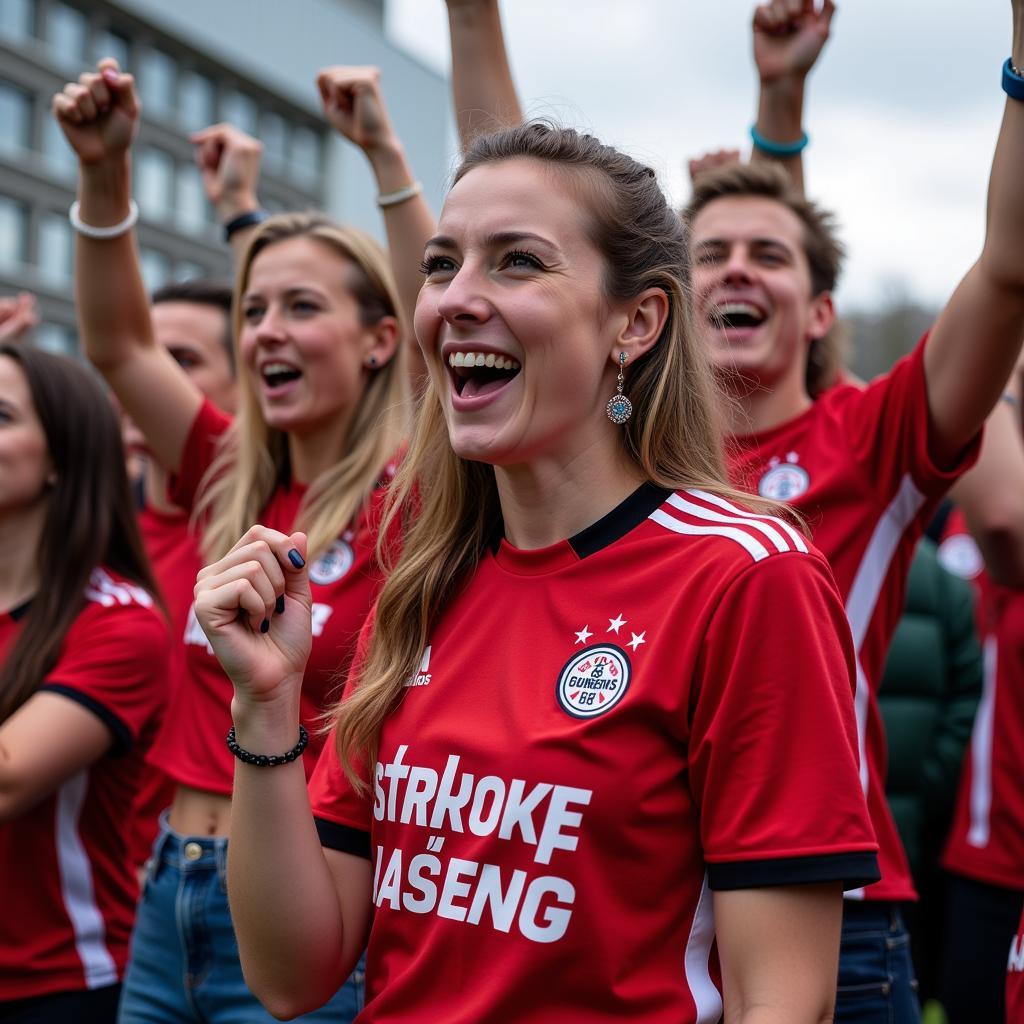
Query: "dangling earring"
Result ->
[[606, 352, 632, 424]]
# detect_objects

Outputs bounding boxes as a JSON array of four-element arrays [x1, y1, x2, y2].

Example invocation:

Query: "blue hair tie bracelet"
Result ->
[[1003, 58, 1024, 101], [749, 125, 810, 158]]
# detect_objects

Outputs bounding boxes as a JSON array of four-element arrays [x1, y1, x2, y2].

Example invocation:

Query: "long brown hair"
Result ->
[[194, 213, 409, 562], [333, 122, 785, 787], [0, 344, 161, 722]]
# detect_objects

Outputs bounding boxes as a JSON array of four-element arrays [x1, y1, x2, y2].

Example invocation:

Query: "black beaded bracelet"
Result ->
[[226, 724, 308, 767]]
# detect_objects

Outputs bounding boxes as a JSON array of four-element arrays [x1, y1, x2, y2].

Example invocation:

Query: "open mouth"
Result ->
[[709, 301, 767, 331], [447, 350, 522, 400], [261, 361, 303, 390]]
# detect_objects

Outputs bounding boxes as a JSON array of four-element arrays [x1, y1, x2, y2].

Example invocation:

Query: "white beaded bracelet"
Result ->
[[68, 199, 139, 239], [376, 181, 422, 209]]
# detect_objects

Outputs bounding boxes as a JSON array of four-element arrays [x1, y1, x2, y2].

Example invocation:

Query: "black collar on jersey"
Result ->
[[5, 599, 31, 621], [568, 482, 672, 559]]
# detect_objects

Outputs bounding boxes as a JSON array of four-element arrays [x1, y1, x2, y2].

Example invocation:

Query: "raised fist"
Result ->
[[190, 124, 263, 221], [51, 59, 139, 165], [753, 0, 836, 84], [0, 293, 39, 343], [688, 149, 743, 186], [317, 66, 397, 155]]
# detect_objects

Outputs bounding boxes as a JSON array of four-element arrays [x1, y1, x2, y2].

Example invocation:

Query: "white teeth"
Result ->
[[446, 351, 521, 370], [263, 361, 297, 375], [717, 302, 764, 318]]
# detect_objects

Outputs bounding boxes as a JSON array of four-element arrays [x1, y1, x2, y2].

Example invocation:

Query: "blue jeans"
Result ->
[[835, 902, 921, 1024], [118, 816, 363, 1023]]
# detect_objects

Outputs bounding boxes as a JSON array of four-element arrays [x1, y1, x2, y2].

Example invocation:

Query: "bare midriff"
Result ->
[[168, 785, 233, 837]]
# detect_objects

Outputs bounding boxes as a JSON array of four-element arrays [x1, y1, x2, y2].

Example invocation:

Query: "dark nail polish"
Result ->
[[259, 618, 270, 633], [275, 595, 285, 615], [287, 549, 305, 569]]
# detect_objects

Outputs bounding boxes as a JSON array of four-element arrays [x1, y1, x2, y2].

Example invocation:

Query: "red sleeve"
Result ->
[[844, 336, 980, 499], [39, 592, 170, 754], [166, 398, 232, 512], [690, 552, 880, 890], [308, 612, 376, 858]]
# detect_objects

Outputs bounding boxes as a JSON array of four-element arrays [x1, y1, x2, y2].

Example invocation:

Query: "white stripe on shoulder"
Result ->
[[649, 507, 771, 562], [84, 568, 153, 609], [685, 488, 809, 553]]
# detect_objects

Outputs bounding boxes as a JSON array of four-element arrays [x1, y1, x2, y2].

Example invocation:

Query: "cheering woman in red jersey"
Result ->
[[196, 121, 879, 1023], [0, 345, 168, 1023]]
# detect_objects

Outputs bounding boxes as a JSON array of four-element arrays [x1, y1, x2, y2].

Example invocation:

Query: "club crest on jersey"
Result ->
[[758, 451, 809, 501], [556, 644, 631, 719], [309, 535, 355, 586]]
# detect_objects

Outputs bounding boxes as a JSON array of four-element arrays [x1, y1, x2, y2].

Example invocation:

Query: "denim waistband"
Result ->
[[148, 810, 229, 880], [842, 900, 905, 932]]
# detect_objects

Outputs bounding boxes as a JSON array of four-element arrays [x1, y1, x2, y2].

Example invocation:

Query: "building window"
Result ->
[[136, 146, 174, 221], [139, 247, 170, 292], [46, 2, 87, 67], [222, 90, 257, 136], [290, 125, 320, 187], [42, 114, 76, 177], [93, 27, 130, 70], [35, 322, 75, 355], [175, 164, 207, 231], [261, 110, 287, 171], [175, 259, 205, 281], [0, 195, 29, 271], [0, 80, 32, 159], [140, 46, 177, 121], [180, 69, 215, 132], [0, 0, 35, 42], [38, 211, 72, 286]]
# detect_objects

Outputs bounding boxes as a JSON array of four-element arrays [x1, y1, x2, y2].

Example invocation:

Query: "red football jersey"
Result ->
[[309, 485, 879, 1023], [727, 341, 979, 901], [129, 502, 199, 866], [1009, 906, 1024, 1023], [149, 399, 392, 795], [940, 510, 1024, 892], [0, 569, 168, 999]]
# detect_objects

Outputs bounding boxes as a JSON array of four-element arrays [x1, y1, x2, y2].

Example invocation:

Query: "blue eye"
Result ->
[[420, 254, 457, 276], [502, 249, 542, 270]]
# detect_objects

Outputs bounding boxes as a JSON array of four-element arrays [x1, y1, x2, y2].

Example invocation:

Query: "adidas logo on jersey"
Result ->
[[84, 568, 153, 609], [404, 646, 432, 688]]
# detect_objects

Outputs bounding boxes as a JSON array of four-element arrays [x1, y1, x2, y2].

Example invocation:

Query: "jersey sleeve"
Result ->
[[690, 552, 880, 890], [844, 336, 980, 500], [166, 398, 232, 512], [39, 599, 170, 754], [307, 612, 376, 859]]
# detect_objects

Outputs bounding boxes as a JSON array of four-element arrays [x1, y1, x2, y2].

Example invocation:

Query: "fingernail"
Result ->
[[287, 549, 305, 569], [275, 595, 285, 615], [259, 618, 270, 633]]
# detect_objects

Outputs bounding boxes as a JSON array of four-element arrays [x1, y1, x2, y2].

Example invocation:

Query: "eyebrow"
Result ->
[[241, 286, 328, 302], [425, 230, 560, 252], [695, 236, 796, 256]]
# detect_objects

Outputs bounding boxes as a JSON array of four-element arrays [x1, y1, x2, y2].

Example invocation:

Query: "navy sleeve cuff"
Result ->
[[708, 851, 881, 891], [39, 684, 133, 755], [315, 817, 371, 860]]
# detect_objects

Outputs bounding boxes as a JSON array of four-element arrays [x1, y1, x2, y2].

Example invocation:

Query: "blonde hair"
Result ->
[[333, 123, 789, 788], [195, 212, 408, 562]]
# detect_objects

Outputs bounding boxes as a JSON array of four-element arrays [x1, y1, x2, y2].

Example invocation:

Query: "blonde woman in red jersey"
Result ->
[[54, 57, 430, 1024], [195, 121, 880, 1023]]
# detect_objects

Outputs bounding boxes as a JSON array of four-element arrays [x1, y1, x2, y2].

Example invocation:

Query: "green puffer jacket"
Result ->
[[878, 537, 983, 879]]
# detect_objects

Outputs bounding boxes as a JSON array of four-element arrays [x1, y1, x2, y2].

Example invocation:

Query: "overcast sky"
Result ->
[[386, 1, 1012, 313]]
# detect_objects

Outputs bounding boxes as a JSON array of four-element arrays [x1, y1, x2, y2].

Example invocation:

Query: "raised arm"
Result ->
[[54, 59, 201, 473], [194, 526, 372, 1018], [445, 0, 523, 151], [0, 292, 40, 344], [191, 123, 266, 264], [924, 3, 1024, 458], [949, 356, 1024, 587], [318, 65, 434, 380], [750, 0, 835, 196]]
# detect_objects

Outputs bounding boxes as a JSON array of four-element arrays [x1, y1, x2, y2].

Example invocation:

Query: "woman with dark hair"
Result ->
[[0, 344, 168, 1023], [195, 121, 879, 1023]]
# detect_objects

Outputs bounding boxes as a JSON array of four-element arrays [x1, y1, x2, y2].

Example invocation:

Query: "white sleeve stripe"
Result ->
[[686, 488, 809, 553], [649, 507, 770, 562], [667, 492, 792, 553]]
